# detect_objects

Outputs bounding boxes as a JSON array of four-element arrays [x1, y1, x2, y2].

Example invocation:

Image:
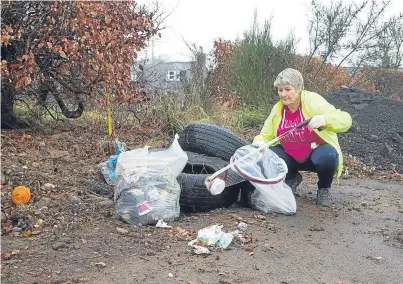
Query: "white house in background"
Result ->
[[131, 60, 194, 97]]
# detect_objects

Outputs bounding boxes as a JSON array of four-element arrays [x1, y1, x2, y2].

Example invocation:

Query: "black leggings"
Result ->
[[270, 144, 338, 189]]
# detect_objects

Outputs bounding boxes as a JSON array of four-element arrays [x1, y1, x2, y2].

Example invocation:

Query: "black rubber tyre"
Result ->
[[178, 123, 250, 162], [178, 152, 248, 212]]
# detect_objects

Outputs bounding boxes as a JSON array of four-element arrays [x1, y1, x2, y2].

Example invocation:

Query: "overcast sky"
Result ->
[[138, 0, 402, 62]]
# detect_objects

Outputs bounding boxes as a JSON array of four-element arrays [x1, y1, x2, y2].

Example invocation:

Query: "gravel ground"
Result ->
[[1, 101, 402, 284]]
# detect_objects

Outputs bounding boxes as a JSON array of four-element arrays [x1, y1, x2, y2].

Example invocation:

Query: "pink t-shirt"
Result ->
[[276, 105, 326, 163]]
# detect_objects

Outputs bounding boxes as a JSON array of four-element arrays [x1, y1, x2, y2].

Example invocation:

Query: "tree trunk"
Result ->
[[1, 81, 30, 129], [1, 45, 30, 129], [52, 93, 84, 119]]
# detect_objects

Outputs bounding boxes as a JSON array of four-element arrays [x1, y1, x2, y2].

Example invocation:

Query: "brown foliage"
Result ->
[[211, 39, 233, 100], [293, 56, 353, 94], [364, 68, 403, 100], [1, 1, 158, 110]]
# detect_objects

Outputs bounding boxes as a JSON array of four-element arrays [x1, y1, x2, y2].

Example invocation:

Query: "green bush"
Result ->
[[228, 11, 297, 106], [231, 107, 269, 129]]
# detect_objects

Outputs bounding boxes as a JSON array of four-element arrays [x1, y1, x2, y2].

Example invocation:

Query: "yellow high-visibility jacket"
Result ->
[[253, 90, 352, 178]]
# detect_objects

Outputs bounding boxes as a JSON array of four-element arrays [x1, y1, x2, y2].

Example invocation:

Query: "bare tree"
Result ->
[[182, 40, 209, 108], [361, 14, 403, 68], [305, 0, 394, 80], [307, 0, 365, 66]]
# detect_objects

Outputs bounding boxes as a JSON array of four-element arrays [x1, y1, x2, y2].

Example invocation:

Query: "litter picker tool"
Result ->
[[205, 118, 321, 195]]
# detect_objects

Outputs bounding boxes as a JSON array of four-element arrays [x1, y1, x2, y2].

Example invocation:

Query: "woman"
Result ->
[[253, 68, 352, 206]]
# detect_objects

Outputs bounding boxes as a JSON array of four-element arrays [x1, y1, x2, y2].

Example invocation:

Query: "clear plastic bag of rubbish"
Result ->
[[115, 167, 182, 226], [231, 145, 296, 215], [115, 134, 187, 178], [98, 139, 128, 185], [114, 135, 188, 225], [99, 155, 118, 185]]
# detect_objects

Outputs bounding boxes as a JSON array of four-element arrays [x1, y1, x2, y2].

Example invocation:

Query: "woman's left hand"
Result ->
[[308, 115, 326, 130]]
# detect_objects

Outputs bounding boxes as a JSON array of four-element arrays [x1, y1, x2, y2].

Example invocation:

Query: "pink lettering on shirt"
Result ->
[[277, 105, 326, 163]]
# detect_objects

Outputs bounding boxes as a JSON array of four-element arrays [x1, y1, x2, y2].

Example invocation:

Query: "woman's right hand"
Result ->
[[252, 140, 266, 148]]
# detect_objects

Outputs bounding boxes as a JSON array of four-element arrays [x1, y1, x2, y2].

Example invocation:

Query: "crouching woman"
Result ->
[[253, 68, 352, 206]]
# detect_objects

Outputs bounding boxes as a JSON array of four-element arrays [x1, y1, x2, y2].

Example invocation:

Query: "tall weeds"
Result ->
[[227, 11, 297, 106]]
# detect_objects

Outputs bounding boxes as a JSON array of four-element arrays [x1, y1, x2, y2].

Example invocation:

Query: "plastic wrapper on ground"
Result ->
[[188, 225, 234, 251]]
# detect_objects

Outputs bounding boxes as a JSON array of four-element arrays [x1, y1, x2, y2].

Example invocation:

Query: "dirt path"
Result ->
[[2, 178, 402, 284]]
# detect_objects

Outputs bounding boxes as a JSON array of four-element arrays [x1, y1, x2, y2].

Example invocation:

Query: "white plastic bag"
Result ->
[[232, 145, 296, 215], [114, 134, 188, 225], [115, 134, 187, 178]]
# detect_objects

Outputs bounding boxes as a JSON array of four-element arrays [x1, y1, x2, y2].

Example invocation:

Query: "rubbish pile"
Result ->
[[326, 88, 403, 173], [113, 134, 187, 226], [97, 122, 307, 224]]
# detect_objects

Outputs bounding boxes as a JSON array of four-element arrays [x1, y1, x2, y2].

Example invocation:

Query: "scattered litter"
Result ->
[[11, 250, 20, 255], [171, 227, 194, 240], [366, 255, 383, 261], [237, 222, 248, 233], [263, 243, 275, 251], [254, 214, 266, 220], [156, 219, 172, 228], [23, 134, 32, 140], [33, 219, 44, 228], [11, 186, 31, 205], [309, 225, 325, 232], [114, 139, 128, 155], [43, 183, 56, 190], [188, 222, 257, 254], [230, 222, 257, 245], [1, 253, 11, 260], [193, 246, 211, 255], [116, 227, 129, 235], [188, 222, 258, 254], [95, 262, 106, 268], [168, 273, 174, 278], [188, 225, 234, 250], [6, 217, 34, 237], [237, 234, 253, 244]]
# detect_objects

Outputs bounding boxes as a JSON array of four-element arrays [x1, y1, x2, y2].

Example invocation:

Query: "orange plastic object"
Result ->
[[12, 186, 31, 204]]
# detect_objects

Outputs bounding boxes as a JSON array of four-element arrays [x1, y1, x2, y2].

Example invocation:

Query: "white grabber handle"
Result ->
[[206, 118, 314, 183]]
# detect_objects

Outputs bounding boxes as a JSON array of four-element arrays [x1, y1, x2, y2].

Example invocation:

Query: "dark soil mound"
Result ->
[[325, 88, 403, 173]]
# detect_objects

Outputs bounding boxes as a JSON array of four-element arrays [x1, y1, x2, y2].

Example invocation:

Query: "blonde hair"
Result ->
[[273, 68, 304, 92]]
